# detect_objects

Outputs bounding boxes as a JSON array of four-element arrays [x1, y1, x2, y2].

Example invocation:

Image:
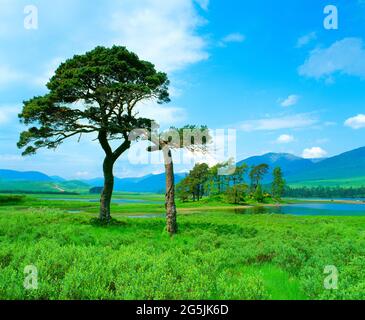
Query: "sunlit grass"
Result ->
[[1, 200, 365, 300]]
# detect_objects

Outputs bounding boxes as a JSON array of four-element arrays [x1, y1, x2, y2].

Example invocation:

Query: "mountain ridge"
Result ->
[[1, 146, 365, 192]]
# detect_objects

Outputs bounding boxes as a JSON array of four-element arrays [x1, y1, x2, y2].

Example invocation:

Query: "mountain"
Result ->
[[0, 169, 54, 182], [86, 147, 365, 192], [0, 168, 186, 193], [286, 146, 365, 183], [1, 146, 365, 193], [238, 153, 316, 182], [236, 147, 365, 186], [0, 170, 88, 193], [50, 175, 66, 182], [86, 172, 186, 193]]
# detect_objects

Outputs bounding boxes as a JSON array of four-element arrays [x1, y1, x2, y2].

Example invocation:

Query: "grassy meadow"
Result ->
[[0, 193, 365, 300]]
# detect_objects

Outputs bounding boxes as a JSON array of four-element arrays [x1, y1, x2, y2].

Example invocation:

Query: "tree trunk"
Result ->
[[99, 156, 114, 223], [163, 147, 177, 235]]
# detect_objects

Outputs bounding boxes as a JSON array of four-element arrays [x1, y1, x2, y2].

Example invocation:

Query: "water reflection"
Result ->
[[234, 206, 271, 215], [234, 203, 365, 216]]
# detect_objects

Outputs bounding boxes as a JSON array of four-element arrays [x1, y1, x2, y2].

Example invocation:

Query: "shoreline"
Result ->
[[288, 198, 365, 205]]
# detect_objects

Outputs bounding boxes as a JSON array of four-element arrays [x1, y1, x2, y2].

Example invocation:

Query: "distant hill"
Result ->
[[1, 146, 365, 193], [85, 147, 365, 191], [86, 172, 186, 193], [0, 169, 186, 194], [237, 147, 365, 187], [0, 169, 53, 182], [50, 176, 66, 182], [285, 147, 365, 183], [0, 170, 89, 193]]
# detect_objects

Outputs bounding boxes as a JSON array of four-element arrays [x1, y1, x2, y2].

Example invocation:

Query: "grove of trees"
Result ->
[[177, 162, 286, 204]]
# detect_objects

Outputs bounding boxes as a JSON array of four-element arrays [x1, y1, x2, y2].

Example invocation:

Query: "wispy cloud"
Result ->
[[299, 38, 365, 81], [344, 114, 365, 129], [238, 113, 318, 132], [296, 32, 317, 48], [279, 94, 300, 107], [0, 154, 24, 162], [219, 32, 246, 47]]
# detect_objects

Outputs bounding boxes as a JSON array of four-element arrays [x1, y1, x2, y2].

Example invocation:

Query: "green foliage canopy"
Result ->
[[17, 46, 170, 158]]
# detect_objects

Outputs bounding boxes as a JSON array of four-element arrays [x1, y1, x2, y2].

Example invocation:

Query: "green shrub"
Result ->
[[0, 195, 26, 206]]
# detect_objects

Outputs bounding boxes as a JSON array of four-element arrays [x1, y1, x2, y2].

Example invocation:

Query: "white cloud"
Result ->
[[136, 101, 187, 126], [302, 147, 328, 159], [276, 134, 294, 144], [344, 114, 365, 129], [280, 94, 300, 107], [239, 113, 318, 132], [1, 1, 210, 91], [110, 0, 209, 73], [220, 33, 246, 46], [296, 32, 317, 48], [299, 38, 365, 80]]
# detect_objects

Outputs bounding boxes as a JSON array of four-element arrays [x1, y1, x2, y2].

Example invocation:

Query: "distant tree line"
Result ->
[[284, 186, 365, 199], [176, 161, 285, 204]]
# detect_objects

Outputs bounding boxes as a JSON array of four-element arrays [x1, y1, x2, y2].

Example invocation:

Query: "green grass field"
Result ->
[[0, 194, 365, 300]]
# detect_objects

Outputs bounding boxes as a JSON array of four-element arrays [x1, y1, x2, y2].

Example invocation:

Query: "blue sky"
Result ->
[[0, 0, 365, 179]]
